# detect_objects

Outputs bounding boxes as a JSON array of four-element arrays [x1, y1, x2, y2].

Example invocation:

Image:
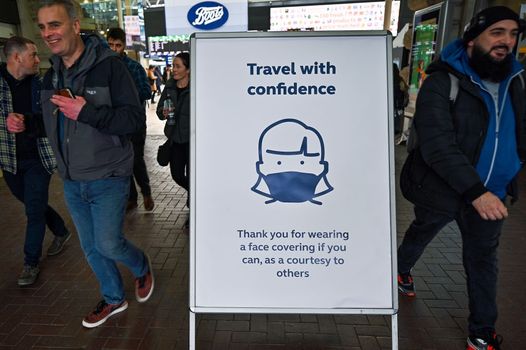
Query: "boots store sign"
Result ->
[[188, 1, 229, 30], [165, 0, 247, 36]]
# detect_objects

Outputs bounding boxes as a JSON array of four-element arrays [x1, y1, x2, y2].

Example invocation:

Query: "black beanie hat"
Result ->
[[462, 6, 524, 43]]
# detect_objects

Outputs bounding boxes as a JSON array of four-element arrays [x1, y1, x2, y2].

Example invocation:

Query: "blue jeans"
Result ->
[[63, 177, 147, 304], [3, 159, 68, 267], [398, 205, 503, 337]]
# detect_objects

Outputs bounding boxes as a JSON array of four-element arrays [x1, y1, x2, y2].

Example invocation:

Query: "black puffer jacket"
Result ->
[[156, 79, 190, 144], [401, 60, 526, 216]]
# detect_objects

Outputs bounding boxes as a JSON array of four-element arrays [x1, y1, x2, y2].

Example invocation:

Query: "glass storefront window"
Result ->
[[78, 0, 142, 35], [80, 0, 118, 34]]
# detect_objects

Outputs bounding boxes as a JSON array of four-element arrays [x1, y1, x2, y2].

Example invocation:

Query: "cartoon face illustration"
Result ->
[[251, 118, 333, 205]]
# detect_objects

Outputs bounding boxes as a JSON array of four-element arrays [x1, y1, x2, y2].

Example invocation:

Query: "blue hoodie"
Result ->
[[440, 39, 523, 199]]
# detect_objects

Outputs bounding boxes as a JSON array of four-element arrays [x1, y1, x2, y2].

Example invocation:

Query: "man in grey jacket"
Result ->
[[37, 0, 154, 328]]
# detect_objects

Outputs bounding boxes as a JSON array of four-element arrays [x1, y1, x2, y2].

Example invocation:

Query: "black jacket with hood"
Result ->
[[401, 40, 526, 216], [156, 78, 190, 144], [41, 34, 145, 181]]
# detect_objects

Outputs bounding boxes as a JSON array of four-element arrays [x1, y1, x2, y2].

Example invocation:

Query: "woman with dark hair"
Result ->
[[156, 52, 190, 223]]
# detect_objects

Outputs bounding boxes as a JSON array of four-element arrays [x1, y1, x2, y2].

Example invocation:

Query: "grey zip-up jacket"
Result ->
[[41, 34, 145, 181]]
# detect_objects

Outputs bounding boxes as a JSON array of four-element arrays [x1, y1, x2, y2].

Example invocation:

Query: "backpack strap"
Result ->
[[518, 72, 525, 90], [448, 73, 459, 103], [407, 73, 459, 153]]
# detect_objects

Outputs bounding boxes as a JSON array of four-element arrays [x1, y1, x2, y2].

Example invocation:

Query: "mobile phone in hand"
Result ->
[[56, 88, 75, 98]]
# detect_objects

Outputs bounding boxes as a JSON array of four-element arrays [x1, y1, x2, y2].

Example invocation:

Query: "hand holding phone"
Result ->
[[50, 92, 86, 121], [55, 88, 75, 99]]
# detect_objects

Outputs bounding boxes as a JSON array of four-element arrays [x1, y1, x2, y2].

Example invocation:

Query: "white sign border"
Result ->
[[189, 31, 398, 316]]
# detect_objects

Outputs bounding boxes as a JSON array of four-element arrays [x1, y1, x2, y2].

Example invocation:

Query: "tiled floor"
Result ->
[[0, 136, 525, 349]]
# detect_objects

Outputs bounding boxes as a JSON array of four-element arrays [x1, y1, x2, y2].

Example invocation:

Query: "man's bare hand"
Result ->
[[50, 95, 86, 121], [472, 192, 508, 220], [6, 113, 25, 133]]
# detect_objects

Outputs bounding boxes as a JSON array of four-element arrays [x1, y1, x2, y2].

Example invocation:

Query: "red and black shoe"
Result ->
[[135, 254, 155, 303], [82, 300, 128, 328], [397, 272, 416, 297], [467, 332, 503, 350]]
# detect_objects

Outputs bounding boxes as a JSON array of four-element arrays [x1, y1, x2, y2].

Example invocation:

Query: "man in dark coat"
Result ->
[[1, 36, 70, 286], [397, 6, 526, 350], [107, 27, 154, 212]]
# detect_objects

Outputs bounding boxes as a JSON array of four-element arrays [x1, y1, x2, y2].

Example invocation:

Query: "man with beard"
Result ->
[[397, 6, 526, 350]]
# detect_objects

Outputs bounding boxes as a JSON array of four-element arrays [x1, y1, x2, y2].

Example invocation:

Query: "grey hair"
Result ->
[[3, 36, 35, 58], [38, 0, 80, 20]]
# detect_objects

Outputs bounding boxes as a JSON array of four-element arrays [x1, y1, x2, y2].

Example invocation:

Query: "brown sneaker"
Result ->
[[135, 254, 154, 303], [126, 200, 138, 211], [82, 300, 128, 328], [143, 195, 154, 211]]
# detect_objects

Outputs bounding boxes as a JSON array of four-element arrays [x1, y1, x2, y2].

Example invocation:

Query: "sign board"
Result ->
[[190, 32, 397, 314], [165, 0, 247, 36]]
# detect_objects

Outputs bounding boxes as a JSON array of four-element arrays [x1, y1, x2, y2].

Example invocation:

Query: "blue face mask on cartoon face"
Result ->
[[262, 171, 322, 203]]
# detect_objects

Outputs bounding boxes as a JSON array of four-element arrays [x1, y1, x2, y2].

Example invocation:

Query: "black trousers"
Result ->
[[398, 204, 504, 337], [129, 129, 152, 201], [3, 159, 68, 266], [169, 142, 189, 205]]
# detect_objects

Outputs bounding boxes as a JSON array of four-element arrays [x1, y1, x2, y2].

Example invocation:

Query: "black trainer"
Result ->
[[467, 333, 503, 350], [18, 265, 39, 286], [47, 230, 72, 256], [397, 272, 416, 297]]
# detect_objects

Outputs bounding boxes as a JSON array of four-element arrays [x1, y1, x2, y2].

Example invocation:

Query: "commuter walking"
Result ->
[[107, 27, 154, 212], [393, 63, 408, 134], [397, 7, 526, 350], [154, 66, 163, 95], [162, 64, 172, 83], [0, 36, 71, 286], [156, 52, 190, 223], [147, 66, 157, 104], [37, 0, 154, 328]]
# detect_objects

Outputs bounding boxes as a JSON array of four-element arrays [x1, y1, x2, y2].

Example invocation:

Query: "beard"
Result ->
[[469, 43, 514, 82]]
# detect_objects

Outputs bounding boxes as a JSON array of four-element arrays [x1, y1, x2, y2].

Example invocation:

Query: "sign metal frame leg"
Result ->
[[189, 310, 196, 350], [392, 313, 398, 350]]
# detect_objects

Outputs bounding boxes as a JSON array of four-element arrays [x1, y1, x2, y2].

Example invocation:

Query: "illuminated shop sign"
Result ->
[[165, 0, 247, 36], [270, 1, 401, 36], [187, 1, 230, 30]]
